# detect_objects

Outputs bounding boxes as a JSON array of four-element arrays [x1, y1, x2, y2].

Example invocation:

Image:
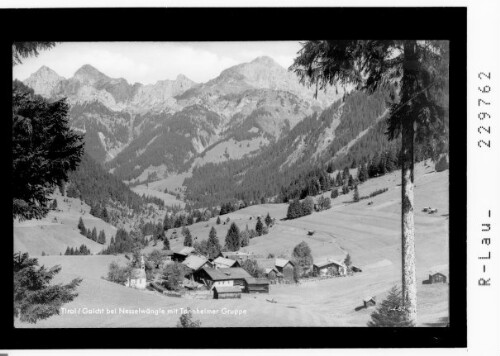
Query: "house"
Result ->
[[213, 286, 242, 299], [244, 278, 269, 293], [125, 256, 147, 290], [313, 259, 346, 277], [424, 265, 448, 284], [172, 246, 195, 262], [275, 258, 295, 282], [213, 256, 241, 269], [194, 267, 252, 290], [182, 255, 213, 274], [428, 271, 447, 284]]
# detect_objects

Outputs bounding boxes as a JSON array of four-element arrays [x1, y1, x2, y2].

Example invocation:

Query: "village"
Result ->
[[123, 243, 360, 301]]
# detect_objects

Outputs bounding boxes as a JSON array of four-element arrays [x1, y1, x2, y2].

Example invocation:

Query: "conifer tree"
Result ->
[[216, 216, 221, 225], [207, 227, 222, 260], [255, 217, 264, 236], [91, 227, 98, 242], [224, 222, 240, 252], [163, 235, 170, 250], [368, 286, 414, 327], [14, 252, 82, 323], [265, 213, 272, 227], [163, 213, 172, 231], [335, 172, 342, 187], [182, 227, 193, 247], [98, 230, 106, 245], [77, 217, 86, 235], [101, 207, 109, 222], [331, 188, 339, 199]]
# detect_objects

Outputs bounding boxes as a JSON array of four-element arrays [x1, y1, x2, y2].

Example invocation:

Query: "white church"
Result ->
[[125, 255, 147, 290]]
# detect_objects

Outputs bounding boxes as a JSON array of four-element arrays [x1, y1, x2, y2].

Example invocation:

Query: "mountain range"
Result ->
[[23, 56, 343, 184]]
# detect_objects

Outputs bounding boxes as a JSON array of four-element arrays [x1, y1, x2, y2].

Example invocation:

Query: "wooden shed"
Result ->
[[213, 286, 242, 299], [275, 259, 295, 282], [244, 278, 270, 293]]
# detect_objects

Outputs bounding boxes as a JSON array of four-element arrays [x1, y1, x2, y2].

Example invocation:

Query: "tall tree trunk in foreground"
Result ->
[[401, 41, 418, 325]]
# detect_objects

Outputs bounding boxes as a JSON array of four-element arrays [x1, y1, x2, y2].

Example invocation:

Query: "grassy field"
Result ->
[[15, 161, 449, 327]]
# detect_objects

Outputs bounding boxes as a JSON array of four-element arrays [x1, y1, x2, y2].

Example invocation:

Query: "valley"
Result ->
[[14, 161, 449, 328], [13, 41, 450, 329]]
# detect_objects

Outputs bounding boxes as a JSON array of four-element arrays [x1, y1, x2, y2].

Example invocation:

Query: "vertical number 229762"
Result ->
[[478, 72, 492, 148]]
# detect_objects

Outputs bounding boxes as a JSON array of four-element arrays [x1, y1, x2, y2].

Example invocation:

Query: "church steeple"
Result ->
[[140, 255, 145, 270]]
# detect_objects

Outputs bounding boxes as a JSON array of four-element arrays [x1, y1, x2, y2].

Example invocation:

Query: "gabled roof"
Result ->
[[313, 259, 345, 269], [429, 264, 448, 276], [176, 246, 195, 256], [202, 267, 252, 281], [182, 255, 210, 271], [213, 256, 239, 268], [264, 267, 279, 275], [275, 258, 294, 268]]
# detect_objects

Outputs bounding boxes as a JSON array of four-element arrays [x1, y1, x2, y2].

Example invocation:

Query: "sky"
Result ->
[[13, 41, 303, 85]]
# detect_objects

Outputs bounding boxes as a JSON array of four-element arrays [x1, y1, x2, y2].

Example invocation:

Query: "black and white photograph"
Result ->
[[3, 4, 490, 353], [12, 38, 451, 328]]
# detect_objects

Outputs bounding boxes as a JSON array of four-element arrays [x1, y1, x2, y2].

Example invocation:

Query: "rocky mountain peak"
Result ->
[[73, 64, 109, 84], [24, 65, 64, 98], [251, 55, 280, 67]]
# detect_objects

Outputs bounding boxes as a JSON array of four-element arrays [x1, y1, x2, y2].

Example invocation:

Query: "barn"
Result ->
[[313, 259, 346, 277], [213, 286, 242, 299], [194, 267, 252, 290], [275, 259, 295, 282], [213, 256, 240, 269], [182, 255, 213, 274], [173, 246, 195, 262], [244, 278, 270, 293]]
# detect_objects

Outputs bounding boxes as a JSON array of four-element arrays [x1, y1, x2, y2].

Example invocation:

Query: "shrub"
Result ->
[[292, 241, 313, 277], [241, 259, 264, 278], [302, 197, 314, 215], [162, 262, 188, 291], [353, 186, 360, 202], [177, 308, 201, 328], [369, 187, 389, 198], [317, 196, 332, 210], [107, 261, 131, 284]]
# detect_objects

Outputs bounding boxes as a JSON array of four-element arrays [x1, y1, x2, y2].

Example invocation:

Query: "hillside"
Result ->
[[16, 161, 448, 327], [14, 191, 117, 256]]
